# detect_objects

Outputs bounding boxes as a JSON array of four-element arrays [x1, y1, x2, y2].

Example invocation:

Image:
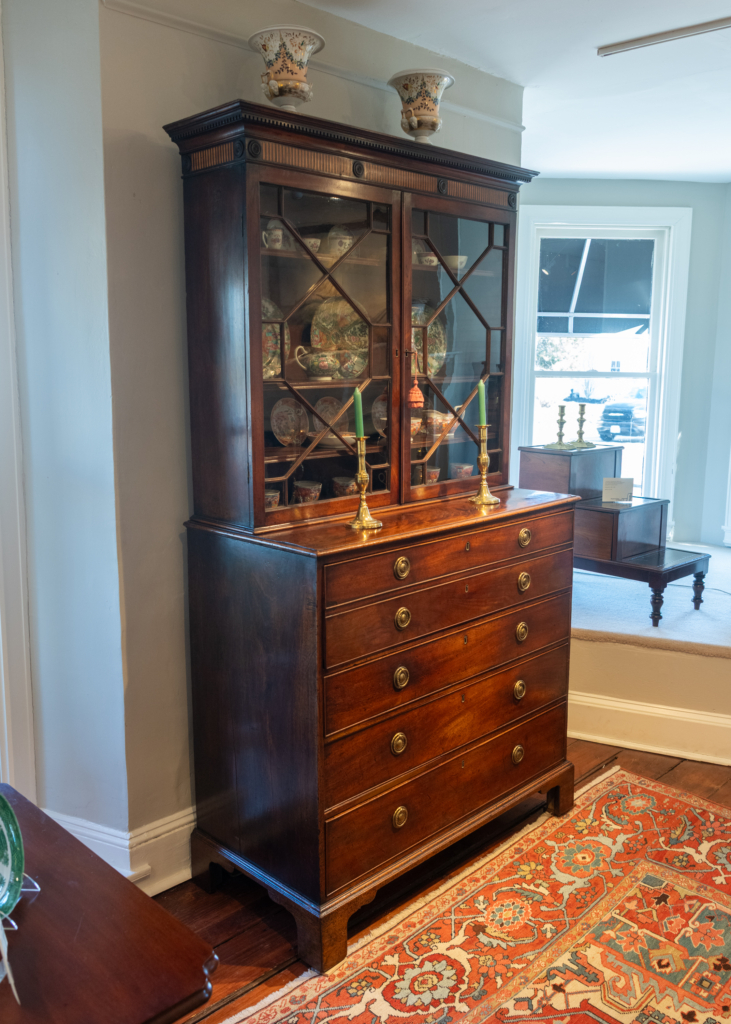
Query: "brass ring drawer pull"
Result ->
[[392, 805, 409, 829], [518, 527, 532, 548], [512, 744, 525, 765], [395, 607, 412, 631], [393, 556, 411, 580], [390, 731, 408, 756], [518, 571, 531, 592], [393, 666, 410, 690], [515, 621, 529, 642], [513, 679, 526, 700]]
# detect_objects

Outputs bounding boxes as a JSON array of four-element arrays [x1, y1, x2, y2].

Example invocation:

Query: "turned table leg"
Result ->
[[692, 571, 706, 610], [649, 583, 666, 627]]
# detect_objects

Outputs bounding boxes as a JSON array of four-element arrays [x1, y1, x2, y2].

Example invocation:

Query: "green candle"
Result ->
[[478, 379, 486, 426], [353, 387, 364, 437]]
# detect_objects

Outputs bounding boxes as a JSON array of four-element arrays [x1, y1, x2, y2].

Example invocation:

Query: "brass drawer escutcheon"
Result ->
[[518, 571, 531, 592], [390, 731, 408, 756], [395, 607, 412, 630], [518, 527, 532, 548], [515, 621, 529, 642], [393, 556, 411, 580], [393, 666, 410, 690], [392, 805, 409, 829], [513, 679, 526, 700], [512, 744, 525, 765]]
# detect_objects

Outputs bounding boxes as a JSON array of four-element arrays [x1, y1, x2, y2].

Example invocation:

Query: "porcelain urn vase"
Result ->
[[388, 68, 455, 143], [248, 26, 325, 112]]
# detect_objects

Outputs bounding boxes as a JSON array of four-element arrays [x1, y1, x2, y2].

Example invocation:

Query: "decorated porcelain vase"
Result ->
[[248, 26, 325, 112], [387, 69, 455, 143]]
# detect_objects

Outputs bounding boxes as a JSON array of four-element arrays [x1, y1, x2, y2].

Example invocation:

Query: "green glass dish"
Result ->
[[0, 793, 24, 918]]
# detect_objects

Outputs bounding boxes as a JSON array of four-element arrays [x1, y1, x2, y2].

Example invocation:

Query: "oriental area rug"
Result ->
[[225, 770, 731, 1024]]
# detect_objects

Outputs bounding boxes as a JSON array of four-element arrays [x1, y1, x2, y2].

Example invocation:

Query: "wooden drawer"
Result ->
[[325, 592, 572, 735], [326, 702, 567, 894], [324, 644, 568, 808], [325, 511, 573, 607], [324, 548, 573, 668]]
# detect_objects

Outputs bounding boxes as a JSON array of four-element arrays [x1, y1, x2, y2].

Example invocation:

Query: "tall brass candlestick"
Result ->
[[569, 403, 596, 448], [470, 424, 499, 506], [544, 404, 575, 450], [349, 437, 382, 530]]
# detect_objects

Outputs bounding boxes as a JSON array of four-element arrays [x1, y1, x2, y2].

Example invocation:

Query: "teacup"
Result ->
[[332, 476, 358, 497], [424, 410, 454, 436], [418, 252, 439, 266], [295, 346, 340, 380], [445, 255, 467, 272], [293, 479, 322, 504], [328, 225, 354, 255], [410, 416, 424, 440], [426, 467, 441, 484], [337, 350, 368, 379], [451, 462, 475, 479], [264, 489, 280, 510], [303, 237, 321, 253]]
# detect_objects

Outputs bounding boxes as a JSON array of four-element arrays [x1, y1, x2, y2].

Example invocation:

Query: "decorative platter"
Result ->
[[311, 298, 368, 353], [371, 392, 389, 437], [411, 300, 447, 375], [262, 297, 290, 379], [0, 793, 24, 919], [307, 431, 356, 449], [314, 396, 349, 433], [270, 397, 309, 446]]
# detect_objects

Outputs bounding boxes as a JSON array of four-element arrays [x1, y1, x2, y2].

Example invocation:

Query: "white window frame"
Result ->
[[513, 206, 692, 527]]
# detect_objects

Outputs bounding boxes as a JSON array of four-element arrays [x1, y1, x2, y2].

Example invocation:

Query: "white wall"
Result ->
[[3, 0, 128, 827], [520, 178, 731, 545]]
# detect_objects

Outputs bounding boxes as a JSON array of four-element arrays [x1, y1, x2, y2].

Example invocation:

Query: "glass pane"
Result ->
[[576, 239, 654, 314], [462, 247, 503, 327], [292, 288, 370, 382], [332, 231, 389, 323], [373, 204, 390, 231], [283, 189, 369, 258], [538, 316, 568, 333], [489, 331, 503, 373], [535, 328, 651, 374], [409, 385, 475, 484], [427, 212, 490, 279], [493, 223, 505, 247], [538, 238, 586, 313], [533, 376, 648, 492], [261, 228, 325, 319], [412, 208, 426, 236], [572, 316, 650, 335], [260, 184, 278, 218]]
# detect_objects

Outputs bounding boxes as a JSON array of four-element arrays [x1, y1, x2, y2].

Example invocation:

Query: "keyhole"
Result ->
[[461, 693, 465, 703], [461, 759, 465, 768], [465, 584, 469, 593], [465, 542, 470, 552], [463, 635, 468, 644]]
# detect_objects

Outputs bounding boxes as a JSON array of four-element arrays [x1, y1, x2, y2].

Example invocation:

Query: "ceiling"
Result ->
[[302, 0, 731, 181]]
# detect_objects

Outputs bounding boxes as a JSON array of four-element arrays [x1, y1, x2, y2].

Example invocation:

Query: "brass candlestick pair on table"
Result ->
[[349, 423, 499, 530], [544, 404, 596, 450]]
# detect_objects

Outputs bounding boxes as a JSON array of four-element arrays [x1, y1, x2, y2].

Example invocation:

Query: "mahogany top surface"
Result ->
[[578, 496, 670, 513], [0, 785, 215, 1024], [191, 489, 579, 559], [518, 444, 624, 458], [162, 99, 537, 185]]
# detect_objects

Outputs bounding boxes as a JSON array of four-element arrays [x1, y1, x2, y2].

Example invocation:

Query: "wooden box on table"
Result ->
[[164, 100, 578, 973], [518, 444, 623, 501], [574, 496, 669, 560]]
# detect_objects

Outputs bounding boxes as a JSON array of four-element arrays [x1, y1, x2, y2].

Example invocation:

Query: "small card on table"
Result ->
[[602, 477, 634, 502]]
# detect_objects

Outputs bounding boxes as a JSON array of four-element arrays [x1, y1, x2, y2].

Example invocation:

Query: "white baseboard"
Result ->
[[569, 691, 731, 766], [44, 805, 196, 895]]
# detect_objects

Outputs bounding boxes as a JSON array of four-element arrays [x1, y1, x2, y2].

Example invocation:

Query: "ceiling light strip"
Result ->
[[598, 15, 731, 56]]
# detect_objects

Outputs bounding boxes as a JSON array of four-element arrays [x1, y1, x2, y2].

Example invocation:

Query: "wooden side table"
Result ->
[[0, 785, 216, 1023], [574, 548, 710, 626]]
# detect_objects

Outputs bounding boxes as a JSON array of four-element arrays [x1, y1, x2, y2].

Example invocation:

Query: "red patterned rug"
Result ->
[[224, 770, 731, 1024]]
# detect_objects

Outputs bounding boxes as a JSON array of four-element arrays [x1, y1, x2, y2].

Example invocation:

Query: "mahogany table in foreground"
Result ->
[[0, 785, 216, 1023]]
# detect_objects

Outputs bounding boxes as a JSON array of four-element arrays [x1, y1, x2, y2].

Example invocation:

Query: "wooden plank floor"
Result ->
[[158, 741, 731, 1024]]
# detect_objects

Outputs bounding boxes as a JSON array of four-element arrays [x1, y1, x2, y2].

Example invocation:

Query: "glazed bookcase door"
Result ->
[[250, 168, 401, 526], [403, 195, 513, 502]]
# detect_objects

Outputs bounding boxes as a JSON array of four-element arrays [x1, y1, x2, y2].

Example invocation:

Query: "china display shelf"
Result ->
[[261, 249, 380, 267], [411, 263, 500, 276], [264, 441, 387, 463], [410, 431, 496, 449], [263, 377, 383, 388], [412, 373, 505, 383]]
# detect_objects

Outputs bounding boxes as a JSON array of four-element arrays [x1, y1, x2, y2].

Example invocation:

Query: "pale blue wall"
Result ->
[[3, 0, 129, 827], [520, 177, 731, 545]]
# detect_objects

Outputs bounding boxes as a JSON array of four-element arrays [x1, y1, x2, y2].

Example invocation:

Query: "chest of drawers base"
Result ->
[[187, 491, 577, 973]]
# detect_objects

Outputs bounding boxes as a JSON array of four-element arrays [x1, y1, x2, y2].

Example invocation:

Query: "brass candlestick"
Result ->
[[349, 436, 382, 530], [543, 405, 575, 450], [570, 403, 596, 448], [470, 424, 499, 506]]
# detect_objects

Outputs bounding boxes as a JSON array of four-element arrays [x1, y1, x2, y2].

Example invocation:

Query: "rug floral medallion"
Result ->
[[232, 771, 731, 1024]]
